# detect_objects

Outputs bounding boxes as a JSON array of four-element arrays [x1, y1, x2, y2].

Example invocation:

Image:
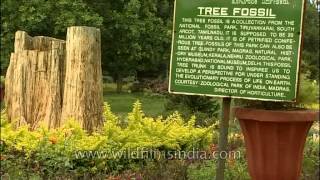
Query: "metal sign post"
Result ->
[[215, 97, 231, 180]]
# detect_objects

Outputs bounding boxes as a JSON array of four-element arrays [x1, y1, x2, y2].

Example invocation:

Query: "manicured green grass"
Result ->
[[104, 92, 166, 118], [103, 83, 167, 118]]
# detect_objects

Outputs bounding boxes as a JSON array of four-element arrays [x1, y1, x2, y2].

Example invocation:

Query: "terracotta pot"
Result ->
[[234, 108, 318, 180]]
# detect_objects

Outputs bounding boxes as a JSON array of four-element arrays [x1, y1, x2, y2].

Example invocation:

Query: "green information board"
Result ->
[[169, 0, 305, 101]]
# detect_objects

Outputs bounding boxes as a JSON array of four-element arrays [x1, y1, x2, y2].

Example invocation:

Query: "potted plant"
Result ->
[[234, 74, 319, 180]]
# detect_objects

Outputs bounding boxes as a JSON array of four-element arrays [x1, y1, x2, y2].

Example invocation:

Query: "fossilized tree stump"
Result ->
[[61, 26, 104, 132], [5, 31, 66, 129], [5, 27, 103, 131]]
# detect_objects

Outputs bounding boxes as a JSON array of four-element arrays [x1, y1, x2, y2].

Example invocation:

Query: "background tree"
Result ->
[[1, 0, 318, 82], [301, 2, 319, 80], [165, 95, 220, 126], [0, 0, 103, 74], [85, 0, 172, 92]]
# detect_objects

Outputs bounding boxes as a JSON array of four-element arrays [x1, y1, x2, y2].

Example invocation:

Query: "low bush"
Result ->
[[0, 102, 318, 179], [187, 123, 319, 180], [235, 73, 319, 110], [302, 122, 320, 180], [165, 95, 220, 127], [0, 101, 214, 179], [129, 81, 144, 93]]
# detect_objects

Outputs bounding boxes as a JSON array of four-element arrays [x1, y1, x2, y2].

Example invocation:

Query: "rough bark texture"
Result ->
[[61, 26, 104, 132], [5, 27, 103, 131], [5, 31, 66, 129]]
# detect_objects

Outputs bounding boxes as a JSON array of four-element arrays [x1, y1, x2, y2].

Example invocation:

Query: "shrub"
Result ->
[[302, 122, 320, 180], [187, 128, 319, 180], [129, 81, 144, 93], [187, 147, 250, 180], [0, 101, 214, 179], [235, 73, 319, 110], [144, 79, 168, 94], [165, 94, 220, 127]]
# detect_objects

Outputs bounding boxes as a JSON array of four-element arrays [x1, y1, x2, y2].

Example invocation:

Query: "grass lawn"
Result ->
[[104, 92, 166, 117], [104, 89, 166, 118]]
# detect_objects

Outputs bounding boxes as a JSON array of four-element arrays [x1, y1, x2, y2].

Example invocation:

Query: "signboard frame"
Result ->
[[168, 0, 307, 102]]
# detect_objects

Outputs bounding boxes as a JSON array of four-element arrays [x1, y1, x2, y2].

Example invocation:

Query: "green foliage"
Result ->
[[302, 137, 320, 180], [0, 101, 213, 178], [0, 76, 4, 84], [1, 105, 318, 179], [302, 122, 320, 180], [297, 73, 319, 106], [82, 0, 172, 93], [301, 2, 319, 80], [165, 94, 220, 126], [236, 73, 319, 110], [0, 0, 103, 74], [187, 149, 250, 180], [187, 126, 319, 180], [140, 160, 189, 180]]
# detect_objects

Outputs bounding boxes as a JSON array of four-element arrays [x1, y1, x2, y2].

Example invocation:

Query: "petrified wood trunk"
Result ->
[[5, 31, 65, 129], [61, 26, 104, 132], [5, 27, 103, 131]]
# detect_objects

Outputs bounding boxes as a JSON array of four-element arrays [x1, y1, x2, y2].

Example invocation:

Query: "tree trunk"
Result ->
[[5, 31, 65, 129], [61, 26, 104, 132], [116, 77, 123, 93], [5, 27, 103, 132]]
